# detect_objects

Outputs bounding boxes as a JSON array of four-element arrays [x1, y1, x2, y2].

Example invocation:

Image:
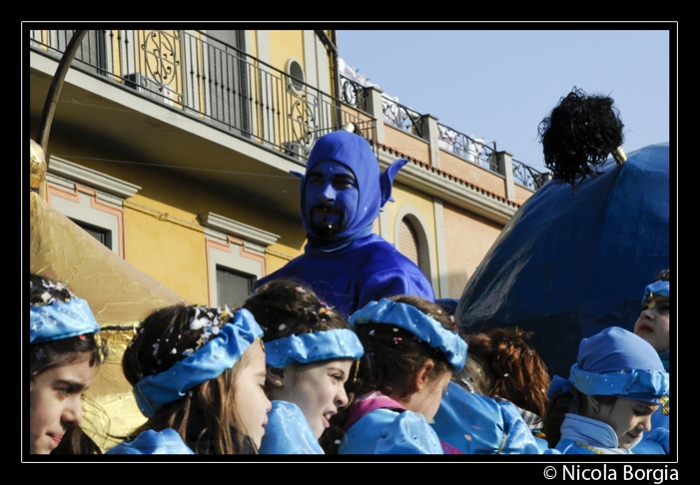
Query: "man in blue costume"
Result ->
[[255, 130, 434, 317]]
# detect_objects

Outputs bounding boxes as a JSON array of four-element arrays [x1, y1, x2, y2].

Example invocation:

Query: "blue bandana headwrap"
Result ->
[[30, 280, 100, 345], [133, 308, 263, 418], [349, 299, 467, 372], [293, 130, 408, 241], [548, 326, 668, 404], [266, 329, 364, 368], [642, 280, 670, 305]]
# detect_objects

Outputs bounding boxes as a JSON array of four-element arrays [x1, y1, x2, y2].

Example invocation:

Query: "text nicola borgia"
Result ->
[[562, 465, 677, 483]]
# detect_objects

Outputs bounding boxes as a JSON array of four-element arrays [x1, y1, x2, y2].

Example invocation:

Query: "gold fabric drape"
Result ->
[[29, 192, 189, 450]]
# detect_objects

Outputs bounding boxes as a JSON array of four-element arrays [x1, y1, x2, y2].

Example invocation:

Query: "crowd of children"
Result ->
[[28, 269, 671, 456]]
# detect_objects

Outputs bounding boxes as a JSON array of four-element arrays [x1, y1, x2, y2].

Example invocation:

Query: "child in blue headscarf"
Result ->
[[106, 304, 271, 454], [30, 274, 107, 455], [543, 326, 669, 454], [632, 270, 670, 451], [335, 296, 467, 454], [243, 279, 364, 454]]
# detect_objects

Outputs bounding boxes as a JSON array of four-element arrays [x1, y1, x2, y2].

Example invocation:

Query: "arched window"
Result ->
[[398, 216, 421, 268]]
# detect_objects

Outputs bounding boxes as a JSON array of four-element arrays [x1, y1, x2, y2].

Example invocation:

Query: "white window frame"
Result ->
[[201, 212, 279, 307], [46, 157, 140, 258]]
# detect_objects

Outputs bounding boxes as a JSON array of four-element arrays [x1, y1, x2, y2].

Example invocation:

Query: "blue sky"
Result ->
[[336, 29, 672, 173]]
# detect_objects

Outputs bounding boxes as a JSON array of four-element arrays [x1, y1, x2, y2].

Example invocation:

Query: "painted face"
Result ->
[[233, 340, 272, 449], [304, 161, 359, 239], [405, 370, 452, 422], [29, 356, 96, 454], [271, 359, 352, 438], [633, 296, 670, 353], [595, 397, 658, 449]]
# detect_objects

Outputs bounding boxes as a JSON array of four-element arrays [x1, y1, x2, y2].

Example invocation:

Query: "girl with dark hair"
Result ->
[[336, 296, 466, 454], [543, 327, 668, 454], [29, 274, 107, 454], [243, 279, 363, 454], [106, 304, 271, 454]]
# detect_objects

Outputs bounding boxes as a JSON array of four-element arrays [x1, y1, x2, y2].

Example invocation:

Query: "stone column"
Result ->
[[419, 113, 440, 168]]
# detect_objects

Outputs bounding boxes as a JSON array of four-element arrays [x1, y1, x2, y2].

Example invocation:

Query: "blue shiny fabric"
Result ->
[[265, 329, 363, 368], [256, 234, 435, 317], [339, 407, 443, 454], [258, 401, 323, 454], [30, 297, 100, 344], [106, 429, 194, 455], [350, 299, 467, 371], [432, 381, 542, 454], [634, 428, 669, 454], [568, 327, 668, 403], [455, 143, 669, 378], [643, 280, 670, 304], [133, 309, 263, 418], [551, 414, 635, 455]]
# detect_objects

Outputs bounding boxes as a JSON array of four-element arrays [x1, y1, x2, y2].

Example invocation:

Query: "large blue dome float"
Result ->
[[454, 142, 670, 377]]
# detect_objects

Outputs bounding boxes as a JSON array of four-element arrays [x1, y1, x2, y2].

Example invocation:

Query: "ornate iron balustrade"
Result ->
[[381, 95, 423, 138], [512, 158, 550, 190], [339, 75, 367, 112], [437, 122, 498, 173], [29, 30, 375, 161]]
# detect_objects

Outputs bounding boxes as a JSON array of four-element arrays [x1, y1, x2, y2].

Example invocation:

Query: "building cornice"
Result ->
[[375, 143, 519, 225]]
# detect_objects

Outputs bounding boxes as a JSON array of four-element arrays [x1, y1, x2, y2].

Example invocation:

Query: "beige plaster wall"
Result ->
[[442, 202, 504, 298]]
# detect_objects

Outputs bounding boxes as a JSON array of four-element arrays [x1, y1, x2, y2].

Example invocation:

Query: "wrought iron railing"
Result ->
[[512, 158, 550, 190], [29, 30, 375, 161], [436, 122, 499, 173], [339, 75, 422, 138], [338, 72, 551, 191], [339, 75, 367, 112]]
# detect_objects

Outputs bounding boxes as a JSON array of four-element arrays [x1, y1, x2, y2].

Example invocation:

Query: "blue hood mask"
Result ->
[[292, 131, 407, 247]]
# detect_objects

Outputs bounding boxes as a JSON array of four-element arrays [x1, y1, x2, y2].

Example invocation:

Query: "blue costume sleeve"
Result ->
[[105, 429, 194, 455], [634, 428, 669, 454], [258, 401, 323, 454], [497, 399, 544, 454], [340, 408, 442, 454], [432, 381, 541, 454]]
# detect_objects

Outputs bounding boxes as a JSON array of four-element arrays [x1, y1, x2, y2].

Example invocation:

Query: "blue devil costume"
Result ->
[[546, 327, 669, 455], [107, 308, 264, 455], [255, 131, 434, 317], [259, 328, 364, 454], [339, 299, 467, 454]]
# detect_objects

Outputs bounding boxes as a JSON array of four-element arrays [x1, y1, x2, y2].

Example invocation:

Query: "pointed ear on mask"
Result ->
[[380, 158, 408, 206], [290, 170, 305, 182]]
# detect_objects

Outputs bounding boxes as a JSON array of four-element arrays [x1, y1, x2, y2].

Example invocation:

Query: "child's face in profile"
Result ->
[[595, 397, 658, 449], [633, 296, 669, 354], [29, 356, 96, 454], [233, 340, 272, 449]]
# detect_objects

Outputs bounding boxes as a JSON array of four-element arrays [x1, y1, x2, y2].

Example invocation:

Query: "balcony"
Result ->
[[29, 30, 375, 163], [340, 74, 549, 193]]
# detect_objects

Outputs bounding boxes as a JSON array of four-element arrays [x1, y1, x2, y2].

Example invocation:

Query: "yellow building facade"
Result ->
[[29, 28, 546, 309]]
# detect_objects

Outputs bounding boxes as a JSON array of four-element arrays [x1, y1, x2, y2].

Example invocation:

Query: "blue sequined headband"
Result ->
[[133, 308, 263, 418], [349, 299, 467, 372], [265, 328, 364, 368], [30, 297, 100, 345], [643, 280, 670, 305]]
